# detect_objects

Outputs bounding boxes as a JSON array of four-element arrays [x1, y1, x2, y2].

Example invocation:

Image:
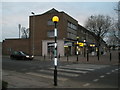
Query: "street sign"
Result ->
[[79, 43, 84, 46], [75, 42, 84, 46]]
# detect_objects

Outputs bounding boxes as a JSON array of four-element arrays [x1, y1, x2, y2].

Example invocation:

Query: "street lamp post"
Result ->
[[31, 12, 35, 56], [52, 16, 59, 86], [84, 39, 86, 57], [76, 37, 79, 62], [18, 24, 21, 39]]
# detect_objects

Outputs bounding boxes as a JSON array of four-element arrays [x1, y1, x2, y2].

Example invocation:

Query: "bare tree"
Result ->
[[21, 27, 29, 39], [18, 24, 29, 39], [85, 15, 113, 58], [25, 28, 29, 38], [113, 22, 120, 41], [85, 15, 112, 39], [106, 28, 119, 46], [114, 1, 120, 45], [104, 1, 120, 47]]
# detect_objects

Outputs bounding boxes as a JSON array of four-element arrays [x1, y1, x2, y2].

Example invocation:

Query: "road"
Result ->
[[2, 55, 120, 89]]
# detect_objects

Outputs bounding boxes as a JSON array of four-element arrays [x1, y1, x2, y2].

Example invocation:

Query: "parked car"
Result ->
[[10, 51, 34, 60]]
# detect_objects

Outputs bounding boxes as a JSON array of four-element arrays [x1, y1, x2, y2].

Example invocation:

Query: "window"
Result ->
[[47, 30, 59, 37], [67, 32, 77, 39], [67, 21, 77, 30], [47, 30, 54, 37], [47, 20, 54, 25]]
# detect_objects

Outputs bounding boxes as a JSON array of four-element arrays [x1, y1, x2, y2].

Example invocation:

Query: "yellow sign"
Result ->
[[75, 42, 84, 46], [79, 43, 84, 46], [64, 46, 68, 48]]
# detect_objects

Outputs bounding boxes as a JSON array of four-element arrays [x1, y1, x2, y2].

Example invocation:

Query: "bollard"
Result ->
[[98, 55, 99, 61], [67, 55, 69, 62], [118, 52, 120, 64], [110, 52, 112, 62], [59, 54, 60, 59], [87, 52, 89, 62], [77, 55, 78, 62], [51, 55, 52, 60], [44, 54, 45, 60], [97, 51, 99, 61], [84, 47, 86, 57], [2, 81, 8, 90]]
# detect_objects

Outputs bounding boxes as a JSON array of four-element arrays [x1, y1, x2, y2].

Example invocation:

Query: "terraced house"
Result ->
[[2, 8, 107, 56]]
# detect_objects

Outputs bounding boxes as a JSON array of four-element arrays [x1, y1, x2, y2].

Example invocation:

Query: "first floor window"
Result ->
[[47, 30, 54, 37], [47, 30, 59, 37]]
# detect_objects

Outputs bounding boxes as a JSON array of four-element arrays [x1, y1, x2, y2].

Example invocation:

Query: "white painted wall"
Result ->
[[57, 40, 64, 56], [42, 40, 64, 56]]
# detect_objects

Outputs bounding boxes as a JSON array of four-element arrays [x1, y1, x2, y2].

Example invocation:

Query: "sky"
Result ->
[[1, 1, 119, 42]]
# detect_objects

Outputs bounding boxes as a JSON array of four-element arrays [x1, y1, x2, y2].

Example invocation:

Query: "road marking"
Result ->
[[111, 70, 115, 72], [65, 65, 70, 66], [21, 69, 27, 71], [100, 75, 105, 78], [59, 66, 94, 71], [39, 70, 79, 77], [50, 68, 87, 74], [93, 79, 99, 82], [26, 72, 68, 81], [115, 69, 118, 71], [30, 67, 36, 69], [83, 83, 90, 87], [106, 72, 111, 75]]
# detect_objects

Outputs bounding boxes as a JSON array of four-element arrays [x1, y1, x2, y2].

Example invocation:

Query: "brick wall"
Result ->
[[2, 39, 30, 55]]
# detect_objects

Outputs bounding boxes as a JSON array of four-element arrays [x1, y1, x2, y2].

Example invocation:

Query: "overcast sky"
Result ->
[[1, 1, 118, 42]]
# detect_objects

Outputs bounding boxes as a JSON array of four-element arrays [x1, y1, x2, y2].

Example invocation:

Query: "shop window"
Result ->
[[47, 42, 55, 56]]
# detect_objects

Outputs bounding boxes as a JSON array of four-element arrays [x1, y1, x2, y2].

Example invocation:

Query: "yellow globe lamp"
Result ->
[[76, 37, 79, 39], [52, 16, 59, 23]]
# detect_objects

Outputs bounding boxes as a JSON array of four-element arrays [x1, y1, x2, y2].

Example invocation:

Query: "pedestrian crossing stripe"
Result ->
[[66, 64, 109, 69], [39, 69, 79, 77], [59, 64, 109, 71], [50, 68, 87, 74], [26, 64, 109, 82], [59, 66, 95, 71]]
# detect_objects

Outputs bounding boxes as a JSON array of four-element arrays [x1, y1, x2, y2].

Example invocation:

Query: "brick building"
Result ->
[[2, 8, 107, 56]]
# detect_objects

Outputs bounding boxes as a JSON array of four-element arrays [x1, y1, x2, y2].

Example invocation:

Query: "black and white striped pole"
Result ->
[[76, 37, 79, 62], [83, 39, 86, 57], [52, 16, 59, 86]]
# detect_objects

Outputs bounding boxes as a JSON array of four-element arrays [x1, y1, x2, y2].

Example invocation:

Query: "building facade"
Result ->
[[2, 8, 107, 56]]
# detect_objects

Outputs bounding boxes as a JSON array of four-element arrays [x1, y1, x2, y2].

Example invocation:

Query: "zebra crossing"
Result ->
[[26, 64, 109, 81]]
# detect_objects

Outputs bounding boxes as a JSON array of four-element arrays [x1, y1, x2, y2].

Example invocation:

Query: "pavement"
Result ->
[[34, 50, 119, 65]]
